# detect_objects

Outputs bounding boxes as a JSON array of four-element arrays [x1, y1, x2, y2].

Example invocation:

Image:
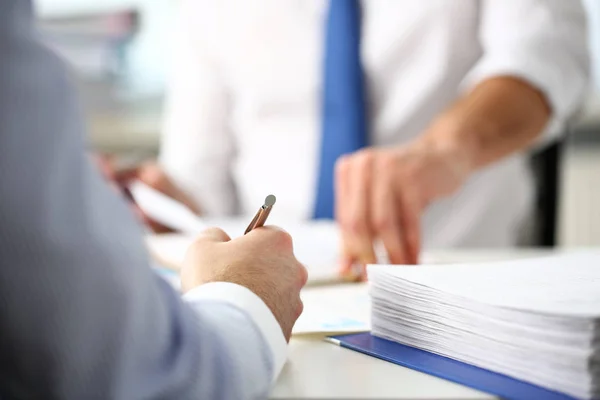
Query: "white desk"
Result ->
[[271, 249, 564, 399]]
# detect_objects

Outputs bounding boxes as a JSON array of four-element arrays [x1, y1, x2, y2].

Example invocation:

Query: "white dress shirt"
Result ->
[[160, 0, 589, 248]]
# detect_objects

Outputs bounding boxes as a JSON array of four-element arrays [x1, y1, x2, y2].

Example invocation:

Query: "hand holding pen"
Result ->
[[181, 193, 308, 342]]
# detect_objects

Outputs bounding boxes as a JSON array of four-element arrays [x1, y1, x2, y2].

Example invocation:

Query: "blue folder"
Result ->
[[327, 332, 580, 400]]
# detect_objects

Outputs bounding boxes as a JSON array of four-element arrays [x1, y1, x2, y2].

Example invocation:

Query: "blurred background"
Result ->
[[34, 0, 600, 246]]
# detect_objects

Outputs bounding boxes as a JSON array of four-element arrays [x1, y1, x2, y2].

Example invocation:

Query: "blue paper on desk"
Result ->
[[327, 333, 578, 400]]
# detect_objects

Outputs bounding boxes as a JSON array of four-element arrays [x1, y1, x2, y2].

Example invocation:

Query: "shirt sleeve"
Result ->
[[159, 0, 237, 216], [461, 0, 591, 145], [184, 282, 288, 383]]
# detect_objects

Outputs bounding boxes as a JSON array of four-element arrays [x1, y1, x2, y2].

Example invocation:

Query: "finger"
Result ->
[[298, 263, 309, 288], [397, 191, 422, 265], [113, 168, 140, 186], [338, 257, 364, 282], [94, 154, 118, 180], [137, 162, 171, 193], [145, 218, 174, 234], [371, 158, 407, 265], [243, 226, 296, 260], [194, 227, 232, 244], [131, 203, 147, 223], [341, 241, 376, 267], [285, 297, 305, 343], [128, 202, 172, 233], [297, 297, 304, 319], [94, 154, 138, 185], [338, 255, 354, 275], [335, 156, 356, 274], [341, 151, 376, 265], [335, 155, 351, 227], [348, 152, 376, 264], [359, 264, 369, 281]]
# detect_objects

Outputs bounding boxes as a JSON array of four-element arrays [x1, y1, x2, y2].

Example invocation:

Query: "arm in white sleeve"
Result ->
[[462, 0, 591, 143], [184, 282, 288, 385], [159, 0, 237, 216], [0, 2, 283, 398]]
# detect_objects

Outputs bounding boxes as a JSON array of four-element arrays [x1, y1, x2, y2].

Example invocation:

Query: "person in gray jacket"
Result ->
[[0, 1, 307, 399]]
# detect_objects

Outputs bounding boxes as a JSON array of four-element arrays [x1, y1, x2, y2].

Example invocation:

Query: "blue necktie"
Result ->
[[314, 0, 368, 219]]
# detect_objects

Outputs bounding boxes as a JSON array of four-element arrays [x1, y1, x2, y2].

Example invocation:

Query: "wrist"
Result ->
[[415, 119, 477, 177], [421, 107, 495, 173]]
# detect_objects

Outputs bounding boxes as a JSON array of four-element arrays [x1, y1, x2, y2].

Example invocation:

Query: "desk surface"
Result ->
[[272, 337, 493, 399], [271, 248, 565, 399]]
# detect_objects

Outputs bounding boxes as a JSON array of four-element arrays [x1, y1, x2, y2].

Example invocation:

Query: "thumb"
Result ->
[[194, 227, 232, 244], [92, 153, 116, 180]]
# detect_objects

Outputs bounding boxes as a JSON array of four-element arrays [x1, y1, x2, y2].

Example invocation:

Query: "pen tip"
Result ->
[[264, 194, 276, 207]]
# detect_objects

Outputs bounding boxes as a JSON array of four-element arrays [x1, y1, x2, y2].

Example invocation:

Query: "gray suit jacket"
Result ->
[[0, 1, 275, 399]]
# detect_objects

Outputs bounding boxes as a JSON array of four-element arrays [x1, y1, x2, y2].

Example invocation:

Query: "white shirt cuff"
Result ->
[[182, 282, 288, 382]]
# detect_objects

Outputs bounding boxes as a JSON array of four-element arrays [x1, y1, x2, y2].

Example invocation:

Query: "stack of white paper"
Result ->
[[368, 252, 600, 399]]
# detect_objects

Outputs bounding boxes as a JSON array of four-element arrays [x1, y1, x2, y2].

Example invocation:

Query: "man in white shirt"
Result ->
[[116, 0, 589, 275]]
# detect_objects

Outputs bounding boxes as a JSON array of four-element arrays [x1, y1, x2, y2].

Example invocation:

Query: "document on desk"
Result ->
[[146, 226, 344, 286], [129, 181, 207, 233], [294, 283, 370, 335], [133, 181, 347, 285], [364, 252, 600, 400]]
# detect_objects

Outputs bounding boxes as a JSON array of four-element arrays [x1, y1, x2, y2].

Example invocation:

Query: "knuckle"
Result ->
[[379, 153, 397, 171], [404, 175, 420, 191], [397, 164, 418, 184], [189, 236, 205, 248], [296, 299, 304, 318], [207, 226, 228, 239], [338, 216, 351, 231], [339, 216, 354, 233], [298, 263, 309, 287], [355, 149, 375, 167], [140, 165, 166, 189], [186, 240, 206, 258], [335, 155, 351, 178], [274, 229, 294, 250], [203, 226, 223, 234], [190, 227, 229, 249], [348, 218, 368, 235], [373, 215, 394, 232]]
